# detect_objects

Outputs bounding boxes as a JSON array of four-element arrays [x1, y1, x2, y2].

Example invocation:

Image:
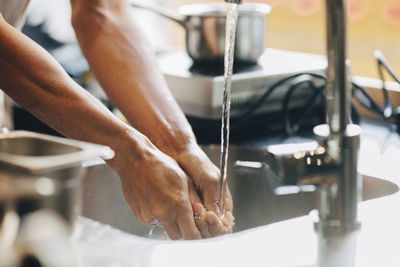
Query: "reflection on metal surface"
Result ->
[[81, 145, 398, 239], [238, 0, 364, 235], [0, 131, 113, 266]]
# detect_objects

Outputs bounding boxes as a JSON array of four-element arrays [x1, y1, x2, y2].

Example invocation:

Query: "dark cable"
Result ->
[[231, 72, 326, 130], [351, 82, 385, 119], [229, 51, 399, 136], [350, 101, 360, 125], [375, 51, 395, 118], [282, 79, 315, 135], [283, 80, 325, 136], [351, 51, 400, 130]]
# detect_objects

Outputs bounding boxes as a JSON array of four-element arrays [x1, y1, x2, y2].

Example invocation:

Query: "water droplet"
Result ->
[[147, 224, 156, 239]]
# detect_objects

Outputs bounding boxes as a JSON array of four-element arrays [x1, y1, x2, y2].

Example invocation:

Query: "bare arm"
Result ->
[[70, 0, 234, 237], [70, 0, 193, 158], [0, 14, 202, 240], [0, 13, 129, 152]]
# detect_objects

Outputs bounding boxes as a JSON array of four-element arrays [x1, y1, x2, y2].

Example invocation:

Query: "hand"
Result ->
[[108, 134, 202, 240], [177, 145, 235, 238]]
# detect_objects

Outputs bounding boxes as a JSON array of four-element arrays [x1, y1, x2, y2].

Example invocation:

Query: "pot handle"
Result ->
[[130, 0, 188, 29]]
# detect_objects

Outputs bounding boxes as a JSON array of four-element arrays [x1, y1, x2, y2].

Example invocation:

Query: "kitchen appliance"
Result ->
[[159, 48, 327, 119], [131, 1, 270, 64], [158, 48, 328, 142]]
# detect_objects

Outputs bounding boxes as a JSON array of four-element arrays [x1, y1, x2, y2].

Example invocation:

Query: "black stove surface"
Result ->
[[188, 61, 263, 76], [188, 105, 325, 145]]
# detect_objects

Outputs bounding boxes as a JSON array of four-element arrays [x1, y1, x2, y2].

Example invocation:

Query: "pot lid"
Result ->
[[179, 3, 271, 17]]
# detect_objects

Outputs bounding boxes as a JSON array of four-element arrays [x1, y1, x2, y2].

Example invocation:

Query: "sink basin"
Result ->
[[81, 145, 399, 238]]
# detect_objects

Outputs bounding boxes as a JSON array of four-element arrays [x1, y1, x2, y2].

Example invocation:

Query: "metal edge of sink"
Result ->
[[81, 144, 399, 239]]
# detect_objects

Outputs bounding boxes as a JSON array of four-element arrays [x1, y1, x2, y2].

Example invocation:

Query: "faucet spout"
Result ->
[[224, 0, 242, 4], [234, 0, 362, 236], [325, 0, 350, 135], [313, 0, 362, 234]]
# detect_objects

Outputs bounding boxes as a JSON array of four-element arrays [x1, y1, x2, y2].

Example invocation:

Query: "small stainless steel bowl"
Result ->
[[131, 1, 271, 65]]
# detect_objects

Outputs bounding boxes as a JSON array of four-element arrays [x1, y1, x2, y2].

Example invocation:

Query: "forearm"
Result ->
[[70, 0, 197, 158], [69, 1, 234, 236], [0, 16, 147, 171]]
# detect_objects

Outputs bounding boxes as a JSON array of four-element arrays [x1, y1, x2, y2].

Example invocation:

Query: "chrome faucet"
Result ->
[[316, 0, 362, 234], [224, 0, 242, 3], [235, 0, 362, 235]]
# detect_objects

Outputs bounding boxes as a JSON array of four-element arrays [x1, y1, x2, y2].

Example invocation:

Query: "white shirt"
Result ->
[[0, 0, 30, 29]]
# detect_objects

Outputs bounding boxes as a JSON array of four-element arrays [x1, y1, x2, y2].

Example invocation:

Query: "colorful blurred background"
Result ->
[[25, 0, 399, 80], [264, 0, 399, 79], [165, 0, 400, 79]]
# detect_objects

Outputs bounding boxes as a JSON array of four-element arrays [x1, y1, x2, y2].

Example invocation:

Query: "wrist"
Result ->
[[105, 126, 154, 173], [175, 143, 220, 189], [149, 126, 198, 160]]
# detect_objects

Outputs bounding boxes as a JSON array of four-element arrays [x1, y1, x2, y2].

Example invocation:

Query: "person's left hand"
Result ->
[[177, 145, 234, 238]]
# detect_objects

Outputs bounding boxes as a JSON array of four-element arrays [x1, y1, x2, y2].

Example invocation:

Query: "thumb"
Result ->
[[188, 179, 201, 204], [202, 179, 233, 217]]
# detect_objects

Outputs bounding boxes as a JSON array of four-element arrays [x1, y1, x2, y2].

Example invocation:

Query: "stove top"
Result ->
[[157, 48, 327, 119]]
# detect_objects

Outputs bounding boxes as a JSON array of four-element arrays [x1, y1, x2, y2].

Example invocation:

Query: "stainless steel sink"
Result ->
[[0, 136, 80, 156], [81, 145, 399, 238]]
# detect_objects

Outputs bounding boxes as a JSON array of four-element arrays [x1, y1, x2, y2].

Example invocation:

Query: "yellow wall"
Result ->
[[165, 0, 400, 79], [262, 0, 400, 79]]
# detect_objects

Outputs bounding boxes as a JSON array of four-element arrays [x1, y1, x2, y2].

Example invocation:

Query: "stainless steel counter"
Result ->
[[77, 120, 400, 267]]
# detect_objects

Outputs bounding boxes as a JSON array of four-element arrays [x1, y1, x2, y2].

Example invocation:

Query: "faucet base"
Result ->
[[313, 218, 361, 236], [312, 123, 362, 236]]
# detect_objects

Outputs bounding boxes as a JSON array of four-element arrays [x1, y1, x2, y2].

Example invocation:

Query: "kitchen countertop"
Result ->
[[76, 120, 400, 267]]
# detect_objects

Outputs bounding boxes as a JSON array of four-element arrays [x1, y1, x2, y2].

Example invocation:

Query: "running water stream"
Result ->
[[219, 3, 239, 215], [147, 4, 239, 239]]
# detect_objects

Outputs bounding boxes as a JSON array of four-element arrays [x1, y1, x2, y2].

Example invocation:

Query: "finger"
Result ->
[[188, 179, 201, 203], [221, 211, 235, 233], [137, 209, 153, 224], [201, 182, 221, 215], [120, 182, 146, 221], [205, 211, 228, 237], [192, 202, 211, 238], [202, 180, 231, 216], [176, 206, 202, 240], [223, 189, 234, 212], [126, 199, 148, 224], [163, 221, 182, 240]]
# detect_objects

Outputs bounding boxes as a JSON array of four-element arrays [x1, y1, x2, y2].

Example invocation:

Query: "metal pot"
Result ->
[[0, 131, 114, 230], [131, 1, 271, 65], [0, 131, 114, 267]]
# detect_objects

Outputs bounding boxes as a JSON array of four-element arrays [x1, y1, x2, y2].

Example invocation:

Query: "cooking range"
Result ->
[[157, 48, 328, 143]]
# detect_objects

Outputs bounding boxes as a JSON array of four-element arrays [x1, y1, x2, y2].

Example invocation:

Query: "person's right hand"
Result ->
[[176, 144, 235, 238], [107, 132, 202, 240]]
